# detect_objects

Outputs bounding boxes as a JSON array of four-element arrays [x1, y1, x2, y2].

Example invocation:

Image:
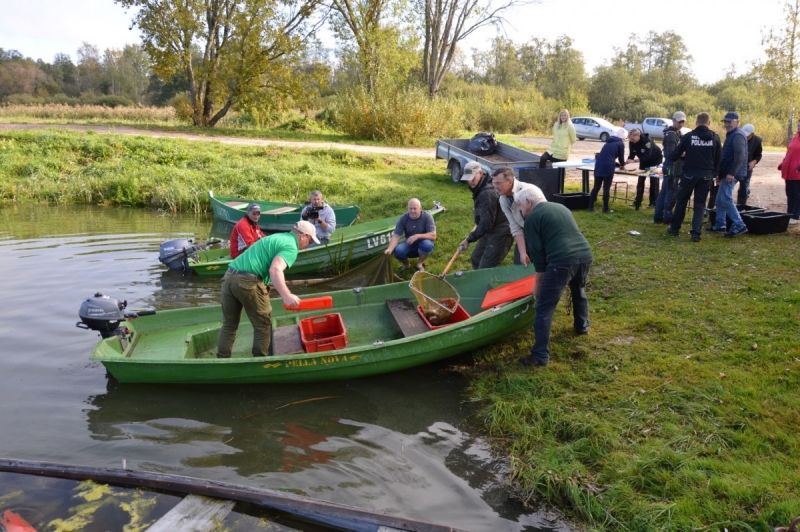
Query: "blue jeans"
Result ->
[[669, 175, 712, 238], [530, 259, 592, 365], [393, 239, 435, 261], [713, 178, 746, 232], [654, 173, 678, 222]]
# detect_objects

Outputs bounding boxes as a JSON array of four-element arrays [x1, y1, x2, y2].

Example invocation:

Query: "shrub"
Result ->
[[168, 93, 194, 124], [333, 85, 462, 145]]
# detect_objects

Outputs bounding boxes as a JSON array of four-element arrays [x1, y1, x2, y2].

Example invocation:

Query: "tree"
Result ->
[[472, 36, 524, 88], [115, 0, 324, 126], [419, 0, 537, 98], [329, 0, 419, 94], [77, 42, 105, 94], [532, 35, 587, 101], [755, 0, 800, 141], [640, 31, 695, 95], [0, 50, 48, 98]]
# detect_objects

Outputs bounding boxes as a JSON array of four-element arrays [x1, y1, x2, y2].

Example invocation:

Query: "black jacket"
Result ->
[[627, 133, 663, 169], [669, 125, 721, 178], [748, 134, 763, 164], [467, 173, 509, 242]]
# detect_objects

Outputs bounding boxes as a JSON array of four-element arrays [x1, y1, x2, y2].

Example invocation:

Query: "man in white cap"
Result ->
[[229, 202, 265, 259], [740, 123, 763, 206], [217, 221, 318, 358], [458, 161, 512, 269], [654, 111, 687, 224]]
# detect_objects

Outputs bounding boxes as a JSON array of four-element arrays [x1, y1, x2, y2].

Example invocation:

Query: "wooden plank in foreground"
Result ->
[[146, 494, 234, 532], [386, 298, 430, 337]]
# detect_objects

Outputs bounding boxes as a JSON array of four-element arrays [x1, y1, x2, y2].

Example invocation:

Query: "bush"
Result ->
[[333, 85, 462, 145], [168, 93, 194, 124]]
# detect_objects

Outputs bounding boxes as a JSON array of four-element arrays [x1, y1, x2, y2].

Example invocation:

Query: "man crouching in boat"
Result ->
[[216, 221, 319, 358], [513, 187, 593, 367]]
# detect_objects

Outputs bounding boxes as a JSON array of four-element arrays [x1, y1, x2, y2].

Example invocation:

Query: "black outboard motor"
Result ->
[[76, 293, 156, 339], [159, 238, 198, 272]]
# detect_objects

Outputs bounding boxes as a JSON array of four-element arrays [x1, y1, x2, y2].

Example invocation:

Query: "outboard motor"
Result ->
[[76, 293, 128, 338], [76, 293, 156, 340], [159, 238, 198, 272]]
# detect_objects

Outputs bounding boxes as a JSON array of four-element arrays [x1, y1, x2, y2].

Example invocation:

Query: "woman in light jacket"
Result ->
[[539, 109, 577, 169]]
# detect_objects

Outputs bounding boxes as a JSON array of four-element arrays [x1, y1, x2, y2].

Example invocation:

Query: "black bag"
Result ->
[[468, 132, 497, 156]]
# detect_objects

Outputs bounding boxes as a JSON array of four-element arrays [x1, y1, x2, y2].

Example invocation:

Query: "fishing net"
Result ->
[[409, 271, 460, 325]]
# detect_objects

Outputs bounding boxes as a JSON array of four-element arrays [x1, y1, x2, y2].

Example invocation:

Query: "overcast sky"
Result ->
[[0, 0, 788, 85]]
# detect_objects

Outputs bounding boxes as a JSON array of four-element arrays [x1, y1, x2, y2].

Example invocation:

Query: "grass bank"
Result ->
[[1, 129, 799, 530]]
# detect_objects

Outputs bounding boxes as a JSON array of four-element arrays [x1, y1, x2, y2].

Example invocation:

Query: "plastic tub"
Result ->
[[741, 211, 792, 235], [553, 192, 592, 210], [417, 299, 471, 330], [299, 313, 347, 352]]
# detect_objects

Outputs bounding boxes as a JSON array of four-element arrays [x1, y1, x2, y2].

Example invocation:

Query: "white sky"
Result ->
[[0, 0, 788, 85]]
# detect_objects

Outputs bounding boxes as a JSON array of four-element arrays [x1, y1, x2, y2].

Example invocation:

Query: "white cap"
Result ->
[[673, 111, 687, 122], [294, 221, 320, 244], [742, 123, 755, 135], [461, 161, 483, 181], [614, 127, 628, 139]]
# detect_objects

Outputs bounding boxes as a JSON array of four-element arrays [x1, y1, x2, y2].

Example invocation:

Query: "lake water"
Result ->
[[0, 204, 568, 531]]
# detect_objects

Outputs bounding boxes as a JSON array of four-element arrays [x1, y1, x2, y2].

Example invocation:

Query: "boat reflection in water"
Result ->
[[84, 364, 566, 531]]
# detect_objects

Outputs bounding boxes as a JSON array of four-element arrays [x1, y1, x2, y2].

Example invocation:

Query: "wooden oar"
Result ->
[[440, 248, 462, 278]]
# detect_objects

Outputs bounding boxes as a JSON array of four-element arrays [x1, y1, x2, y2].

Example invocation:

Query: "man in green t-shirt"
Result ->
[[513, 188, 593, 367], [216, 221, 319, 358]]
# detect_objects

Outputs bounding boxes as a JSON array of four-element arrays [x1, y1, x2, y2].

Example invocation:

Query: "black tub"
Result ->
[[708, 204, 765, 229], [553, 193, 592, 210], [740, 211, 792, 234]]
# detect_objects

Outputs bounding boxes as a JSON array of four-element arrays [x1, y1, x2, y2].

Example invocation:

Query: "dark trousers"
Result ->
[[530, 259, 592, 365], [539, 152, 565, 169], [707, 182, 719, 210], [669, 175, 713, 239], [787, 180, 800, 219], [737, 170, 752, 206], [589, 175, 614, 211], [633, 175, 659, 209], [218, 272, 273, 357], [471, 233, 513, 269]]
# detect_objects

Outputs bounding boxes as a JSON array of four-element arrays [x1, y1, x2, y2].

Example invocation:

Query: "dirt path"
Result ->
[[1, 123, 790, 212], [519, 136, 789, 213]]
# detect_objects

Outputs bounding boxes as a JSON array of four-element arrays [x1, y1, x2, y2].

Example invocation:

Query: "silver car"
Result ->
[[571, 117, 617, 142]]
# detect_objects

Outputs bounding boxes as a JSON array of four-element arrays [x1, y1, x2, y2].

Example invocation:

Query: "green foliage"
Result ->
[[333, 84, 461, 144], [465, 207, 800, 531]]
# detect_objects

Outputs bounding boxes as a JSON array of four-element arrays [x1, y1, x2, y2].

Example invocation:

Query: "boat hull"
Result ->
[[189, 207, 444, 277], [91, 266, 535, 384], [209, 191, 360, 231]]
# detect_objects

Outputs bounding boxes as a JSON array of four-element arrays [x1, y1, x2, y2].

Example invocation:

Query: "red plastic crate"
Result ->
[[299, 313, 347, 353], [416, 299, 471, 330]]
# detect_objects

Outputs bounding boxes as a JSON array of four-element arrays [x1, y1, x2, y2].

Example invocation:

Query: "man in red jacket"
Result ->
[[230, 203, 265, 259]]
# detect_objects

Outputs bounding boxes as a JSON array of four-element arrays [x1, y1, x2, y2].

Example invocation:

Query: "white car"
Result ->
[[571, 117, 617, 142]]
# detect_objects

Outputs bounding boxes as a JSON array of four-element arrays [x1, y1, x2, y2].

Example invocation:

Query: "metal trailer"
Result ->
[[435, 138, 542, 183]]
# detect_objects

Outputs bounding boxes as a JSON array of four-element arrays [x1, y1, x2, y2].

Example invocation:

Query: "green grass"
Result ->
[[1, 128, 799, 531]]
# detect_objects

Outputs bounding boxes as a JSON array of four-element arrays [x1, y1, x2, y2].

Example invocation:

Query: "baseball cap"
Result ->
[[461, 161, 483, 181], [673, 111, 686, 122], [247, 203, 261, 213], [294, 221, 320, 244], [742, 123, 755, 135], [723, 112, 739, 121], [614, 127, 628, 139]]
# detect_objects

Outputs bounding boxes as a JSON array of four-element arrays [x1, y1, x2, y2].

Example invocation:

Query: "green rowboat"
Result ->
[[189, 205, 445, 277], [88, 265, 535, 384], [209, 191, 361, 231]]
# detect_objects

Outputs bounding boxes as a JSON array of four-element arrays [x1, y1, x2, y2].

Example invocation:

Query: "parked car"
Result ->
[[624, 117, 692, 139], [571, 117, 617, 142]]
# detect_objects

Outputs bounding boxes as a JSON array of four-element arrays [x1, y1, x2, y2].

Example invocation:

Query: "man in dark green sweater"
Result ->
[[513, 188, 593, 366]]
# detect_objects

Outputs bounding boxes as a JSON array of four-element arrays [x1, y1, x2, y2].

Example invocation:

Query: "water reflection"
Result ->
[[0, 204, 569, 531]]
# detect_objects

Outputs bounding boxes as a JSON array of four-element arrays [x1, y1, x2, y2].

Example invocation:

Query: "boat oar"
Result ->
[[282, 296, 333, 311]]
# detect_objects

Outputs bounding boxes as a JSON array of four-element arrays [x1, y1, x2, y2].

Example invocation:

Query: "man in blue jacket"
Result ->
[[711, 112, 749, 237]]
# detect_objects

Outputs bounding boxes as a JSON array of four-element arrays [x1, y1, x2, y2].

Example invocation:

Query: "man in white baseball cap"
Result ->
[[216, 219, 317, 358], [739, 123, 762, 205]]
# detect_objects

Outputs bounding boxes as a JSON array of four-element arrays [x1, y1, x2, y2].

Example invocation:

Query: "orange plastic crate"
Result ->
[[299, 313, 347, 352], [416, 299, 471, 330]]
